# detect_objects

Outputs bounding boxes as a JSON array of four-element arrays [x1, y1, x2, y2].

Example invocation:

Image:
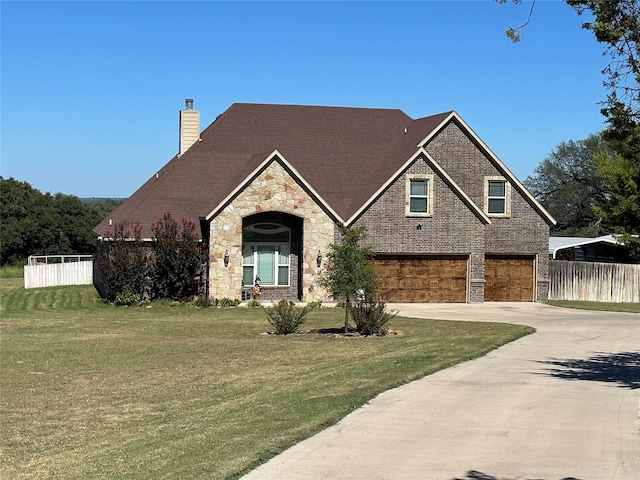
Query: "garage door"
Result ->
[[485, 255, 535, 302], [371, 255, 468, 303]]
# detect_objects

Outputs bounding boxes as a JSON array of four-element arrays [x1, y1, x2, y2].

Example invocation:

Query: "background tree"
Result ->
[[319, 224, 378, 334], [570, 0, 640, 257], [88, 199, 122, 223], [1, 177, 49, 265], [565, 0, 639, 122], [498, 0, 640, 258], [594, 141, 640, 258], [0, 177, 119, 266], [524, 134, 611, 237], [150, 212, 207, 302]]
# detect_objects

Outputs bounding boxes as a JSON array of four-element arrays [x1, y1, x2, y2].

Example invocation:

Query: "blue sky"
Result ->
[[1, 0, 606, 198]]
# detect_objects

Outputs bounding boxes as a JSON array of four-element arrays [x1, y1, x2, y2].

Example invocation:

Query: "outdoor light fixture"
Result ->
[[316, 249, 322, 268], [416, 223, 423, 230], [223, 250, 230, 267]]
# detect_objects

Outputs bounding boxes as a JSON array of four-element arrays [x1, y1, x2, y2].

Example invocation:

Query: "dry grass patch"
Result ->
[[1, 284, 533, 479]]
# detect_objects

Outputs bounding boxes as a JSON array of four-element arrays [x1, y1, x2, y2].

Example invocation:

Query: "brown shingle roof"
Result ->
[[94, 103, 453, 238]]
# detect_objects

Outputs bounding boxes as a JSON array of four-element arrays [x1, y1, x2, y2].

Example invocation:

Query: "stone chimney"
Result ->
[[179, 98, 200, 155]]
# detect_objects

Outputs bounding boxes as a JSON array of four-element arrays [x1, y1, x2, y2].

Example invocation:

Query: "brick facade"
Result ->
[[425, 120, 550, 301], [353, 157, 487, 302]]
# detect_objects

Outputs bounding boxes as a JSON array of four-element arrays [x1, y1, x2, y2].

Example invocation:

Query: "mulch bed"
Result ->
[[262, 328, 403, 337]]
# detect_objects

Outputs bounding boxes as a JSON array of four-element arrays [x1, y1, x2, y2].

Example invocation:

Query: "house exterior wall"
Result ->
[[353, 157, 486, 302], [425, 121, 551, 301], [207, 160, 334, 302]]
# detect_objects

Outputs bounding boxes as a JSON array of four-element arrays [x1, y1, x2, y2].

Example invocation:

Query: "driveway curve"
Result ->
[[242, 303, 639, 480]]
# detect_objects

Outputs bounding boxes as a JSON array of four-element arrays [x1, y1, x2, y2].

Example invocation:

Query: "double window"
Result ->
[[242, 224, 290, 286], [406, 174, 434, 216], [404, 174, 510, 218], [485, 177, 510, 216]]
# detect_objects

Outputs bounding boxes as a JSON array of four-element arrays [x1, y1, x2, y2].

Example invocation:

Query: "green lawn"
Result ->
[[1, 282, 533, 479], [547, 299, 640, 313]]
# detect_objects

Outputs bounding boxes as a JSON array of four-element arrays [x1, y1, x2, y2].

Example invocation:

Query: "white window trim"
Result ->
[[484, 176, 511, 217], [405, 174, 434, 217]]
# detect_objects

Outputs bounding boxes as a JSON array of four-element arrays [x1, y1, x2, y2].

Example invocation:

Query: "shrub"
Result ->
[[214, 297, 240, 307], [114, 291, 142, 306], [96, 213, 208, 305], [150, 213, 207, 302], [96, 221, 149, 303], [306, 300, 323, 309], [189, 296, 210, 308], [348, 299, 397, 336], [264, 299, 311, 335], [246, 299, 261, 308]]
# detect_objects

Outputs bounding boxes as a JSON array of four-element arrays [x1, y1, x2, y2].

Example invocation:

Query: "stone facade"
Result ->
[[207, 159, 334, 302]]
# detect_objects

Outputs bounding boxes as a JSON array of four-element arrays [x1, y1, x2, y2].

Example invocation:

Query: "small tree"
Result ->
[[319, 224, 378, 334], [96, 220, 148, 303], [150, 212, 207, 302]]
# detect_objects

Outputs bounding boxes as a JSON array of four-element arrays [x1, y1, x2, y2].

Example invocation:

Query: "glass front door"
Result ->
[[242, 223, 291, 287]]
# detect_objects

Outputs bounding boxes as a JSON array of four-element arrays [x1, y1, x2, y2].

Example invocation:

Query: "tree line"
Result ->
[[0, 177, 121, 266]]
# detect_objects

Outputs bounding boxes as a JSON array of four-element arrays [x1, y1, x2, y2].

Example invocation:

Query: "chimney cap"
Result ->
[[185, 98, 194, 110]]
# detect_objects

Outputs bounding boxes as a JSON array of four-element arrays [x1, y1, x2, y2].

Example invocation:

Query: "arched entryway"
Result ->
[[242, 212, 303, 301]]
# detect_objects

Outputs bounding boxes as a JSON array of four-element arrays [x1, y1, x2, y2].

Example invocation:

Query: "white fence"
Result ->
[[549, 260, 640, 303], [24, 255, 94, 289]]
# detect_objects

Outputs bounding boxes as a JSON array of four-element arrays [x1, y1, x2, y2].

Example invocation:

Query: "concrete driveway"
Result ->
[[242, 303, 640, 480]]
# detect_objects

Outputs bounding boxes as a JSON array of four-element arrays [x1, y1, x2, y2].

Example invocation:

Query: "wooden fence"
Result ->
[[24, 255, 94, 289], [549, 260, 640, 303]]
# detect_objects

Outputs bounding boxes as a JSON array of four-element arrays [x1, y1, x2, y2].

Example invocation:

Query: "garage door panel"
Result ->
[[372, 255, 468, 303], [485, 255, 534, 302]]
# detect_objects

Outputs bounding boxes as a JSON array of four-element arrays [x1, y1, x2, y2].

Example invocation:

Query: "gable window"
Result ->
[[242, 224, 290, 286], [484, 177, 510, 216], [406, 174, 434, 216]]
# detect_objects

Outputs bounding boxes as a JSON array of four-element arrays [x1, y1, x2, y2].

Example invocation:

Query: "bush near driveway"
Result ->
[[348, 299, 397, 336]]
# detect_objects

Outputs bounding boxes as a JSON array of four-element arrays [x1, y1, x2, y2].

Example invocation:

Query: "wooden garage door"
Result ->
[[371, 255, 468, 303], [485, 255, 534, 302]]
